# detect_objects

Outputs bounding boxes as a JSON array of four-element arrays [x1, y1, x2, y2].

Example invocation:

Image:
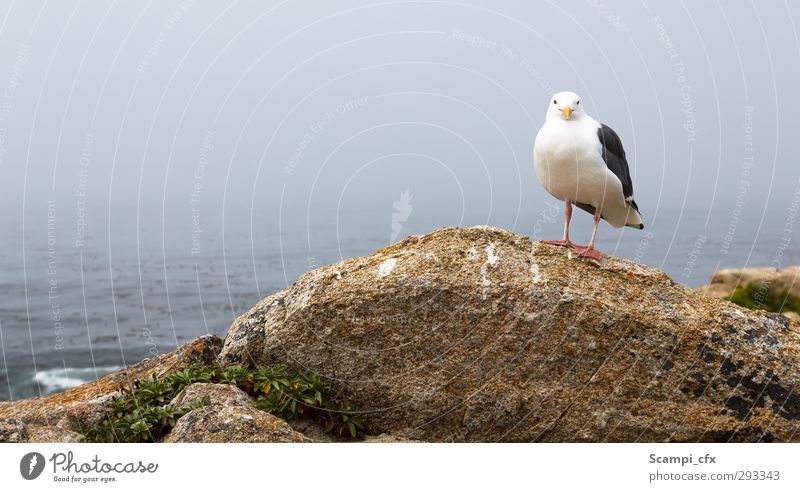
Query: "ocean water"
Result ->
[[1, 203, 797, 401]]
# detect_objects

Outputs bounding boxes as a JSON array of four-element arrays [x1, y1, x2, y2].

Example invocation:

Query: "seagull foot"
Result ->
[[573, 245, 602, 261], [541, 239, 573, 248]]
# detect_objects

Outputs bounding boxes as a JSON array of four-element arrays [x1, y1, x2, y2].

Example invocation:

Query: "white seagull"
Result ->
[[534, 91, 643, 260]]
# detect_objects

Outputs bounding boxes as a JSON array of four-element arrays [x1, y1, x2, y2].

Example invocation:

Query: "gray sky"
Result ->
[[0, 0, 799, 260]]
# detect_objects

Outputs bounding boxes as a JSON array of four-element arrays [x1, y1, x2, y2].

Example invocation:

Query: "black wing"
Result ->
[[597, 124, 639, 212]]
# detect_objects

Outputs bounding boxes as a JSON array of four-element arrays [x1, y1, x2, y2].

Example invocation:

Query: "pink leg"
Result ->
[[541, 201, 574, 248], [573, 208, 603, 260]]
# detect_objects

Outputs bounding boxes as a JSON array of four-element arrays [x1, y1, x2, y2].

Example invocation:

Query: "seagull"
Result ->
[[533, 91, 643, 260]]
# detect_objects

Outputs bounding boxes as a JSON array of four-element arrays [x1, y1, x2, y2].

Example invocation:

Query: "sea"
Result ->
[[1, 203, 797, 401]]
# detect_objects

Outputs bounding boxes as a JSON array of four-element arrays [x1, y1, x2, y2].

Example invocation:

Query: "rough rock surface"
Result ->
[[0, 335, 223, 442], [0, 419, 27, 442], [25, 425, 84, 443], [0, 419, 83, 443], [170, 382, 254, 408], [163, 383, 310, 443], [697, 266, 800, 320], [219, 226, 800, 442], [362, 434, 421, 443]]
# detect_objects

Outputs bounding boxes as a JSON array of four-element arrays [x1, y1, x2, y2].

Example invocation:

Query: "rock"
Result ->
[[163, 383, 310, 443], [287, 419, 336, 443], [0, 335, 223, 442], [218, 226, 800, 442], [0, 419, 27, 442], [698, 266, 800, 303], [57, 401, 110, 433], [362, 433, 420, 443], [25, 425, 84, 443], [170, 382, 254, 408], [165, 406, 309, 443], [0, 419, 82, 443]]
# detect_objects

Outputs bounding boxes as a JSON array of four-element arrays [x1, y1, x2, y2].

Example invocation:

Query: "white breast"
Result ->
[[534, 116, 629, 226]]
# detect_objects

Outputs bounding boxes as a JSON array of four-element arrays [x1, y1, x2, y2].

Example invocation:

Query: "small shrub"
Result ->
[[727, 282, 800, 314], [252, 368, 363, 437], [84, 389, 209, 443], [81, 364, 363, 442]]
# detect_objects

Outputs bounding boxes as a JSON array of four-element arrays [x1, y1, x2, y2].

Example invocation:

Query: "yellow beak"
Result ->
[[561, 106, 573, 119]]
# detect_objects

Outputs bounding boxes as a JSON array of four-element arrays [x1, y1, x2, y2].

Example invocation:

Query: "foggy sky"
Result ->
[[0, 0, 799, 257]]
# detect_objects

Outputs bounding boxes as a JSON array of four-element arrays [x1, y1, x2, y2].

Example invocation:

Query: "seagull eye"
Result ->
[[553, 100, 557, 105], [576, 100, 580, 105]]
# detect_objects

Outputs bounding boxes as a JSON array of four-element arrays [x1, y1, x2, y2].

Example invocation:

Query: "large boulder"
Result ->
[[163, 383, 310, 443], [218, 226, 800, 442]]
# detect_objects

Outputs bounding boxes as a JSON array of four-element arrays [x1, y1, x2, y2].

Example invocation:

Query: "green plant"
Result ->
[[216, 364, 254, 392], [164, 365, 214, 388], [81, 363, 363, 442], [252, 368, 363, 437], [84, 390, 209, 443], [727, 282, 800, 314]]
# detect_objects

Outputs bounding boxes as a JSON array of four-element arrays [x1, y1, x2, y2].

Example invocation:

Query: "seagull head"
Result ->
[[547, 91, 582, 121]]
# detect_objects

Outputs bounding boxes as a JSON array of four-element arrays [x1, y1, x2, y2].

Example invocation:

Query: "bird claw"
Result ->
[[541, 239, 573, 248], [573, 245, 602, 260]]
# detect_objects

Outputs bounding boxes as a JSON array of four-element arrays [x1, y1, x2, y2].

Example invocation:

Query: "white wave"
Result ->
[[33, 366, 121, 393]]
